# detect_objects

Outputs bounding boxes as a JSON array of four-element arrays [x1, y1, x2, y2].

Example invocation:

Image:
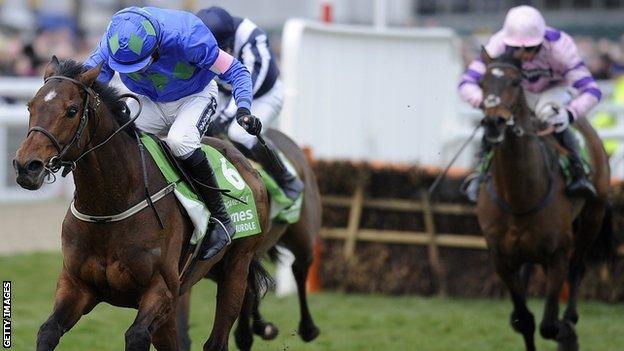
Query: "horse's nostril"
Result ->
[[25, 159, 44, 173]]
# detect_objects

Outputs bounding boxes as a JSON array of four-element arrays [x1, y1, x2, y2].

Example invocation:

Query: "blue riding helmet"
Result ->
[[105, 7, 161, 73], [196, 6, 235, 49]]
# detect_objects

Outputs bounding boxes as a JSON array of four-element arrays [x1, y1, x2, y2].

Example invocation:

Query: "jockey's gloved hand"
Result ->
[[236, 107, 262, 136], [547, 105, 570, 133]]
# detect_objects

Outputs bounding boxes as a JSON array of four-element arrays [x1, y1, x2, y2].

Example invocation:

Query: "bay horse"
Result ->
[[175, 128, 322, 351], [477, 50, 613, 351], [13, 57, 274, 351]]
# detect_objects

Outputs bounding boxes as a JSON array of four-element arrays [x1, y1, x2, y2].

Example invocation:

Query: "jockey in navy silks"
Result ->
[[85, 7, 262, 260], [197, 6, 304, 201]]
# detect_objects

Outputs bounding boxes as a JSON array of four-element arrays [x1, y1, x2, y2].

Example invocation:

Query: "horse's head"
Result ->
[[479, 47, 524, 145], [13, 56, 102, 190]]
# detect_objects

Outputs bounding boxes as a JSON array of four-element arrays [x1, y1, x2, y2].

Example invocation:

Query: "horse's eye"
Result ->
[[511, 78, 521, 87], [66, 106, 78, 118]]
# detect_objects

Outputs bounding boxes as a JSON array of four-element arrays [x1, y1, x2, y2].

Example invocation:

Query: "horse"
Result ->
[[476, 50, 613, 351], [175, 126, 322, 351], [13, 57, 274, 351]]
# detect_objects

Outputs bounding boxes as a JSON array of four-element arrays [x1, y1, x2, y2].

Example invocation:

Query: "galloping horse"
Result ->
[[477, 50, 613, 351], [176, 122, 322, 351], [13, 57, 274, 351]]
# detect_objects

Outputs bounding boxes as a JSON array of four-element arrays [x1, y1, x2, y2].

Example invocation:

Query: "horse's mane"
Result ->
[[56, 59, 135, 135]]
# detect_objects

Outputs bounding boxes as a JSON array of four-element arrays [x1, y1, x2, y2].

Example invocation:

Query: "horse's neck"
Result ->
[[72, 109, 145, 215], [491, 101, 550, 208]]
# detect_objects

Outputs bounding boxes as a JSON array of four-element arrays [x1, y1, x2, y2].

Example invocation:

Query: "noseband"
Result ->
[[27, 75, 101, 176], [27, 75, 141, 177]]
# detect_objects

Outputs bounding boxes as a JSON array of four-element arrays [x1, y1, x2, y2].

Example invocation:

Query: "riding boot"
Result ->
[[181, 149, 236, 261], [460, 136, 491, 202], [249, 138, 304, 201], [554, 129, 597, 198]]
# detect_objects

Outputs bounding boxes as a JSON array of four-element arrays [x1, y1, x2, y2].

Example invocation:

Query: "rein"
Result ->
[[29, 74, 167, 227], [28, 75, 141, 177]]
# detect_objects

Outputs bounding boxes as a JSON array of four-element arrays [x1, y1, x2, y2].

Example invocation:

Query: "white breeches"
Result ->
[[125, 81, 218, 158]]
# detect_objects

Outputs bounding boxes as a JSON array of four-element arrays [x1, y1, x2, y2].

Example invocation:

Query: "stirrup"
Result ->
[[210, 217, 234, 240], [460, 173, 481, 203]]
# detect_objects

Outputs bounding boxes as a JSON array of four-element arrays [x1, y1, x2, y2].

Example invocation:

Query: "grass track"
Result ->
[[1, 252, 623, 351]]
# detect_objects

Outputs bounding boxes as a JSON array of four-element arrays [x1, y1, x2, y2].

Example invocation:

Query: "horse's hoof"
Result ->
[[253, 322, 279, 340], [298, 323, 320, 342], [539, 322, 558, 340], [557, 339, 579, 351], [556, 321, 578, 351]]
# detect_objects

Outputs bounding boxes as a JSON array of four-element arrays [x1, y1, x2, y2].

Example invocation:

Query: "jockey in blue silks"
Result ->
[[85, 6, 262, 261], [197, 6, 304, 201]]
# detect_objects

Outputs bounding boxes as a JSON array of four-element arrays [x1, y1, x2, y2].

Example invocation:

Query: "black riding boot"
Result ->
[[250, 139, 304, 201], [554, 129, 597, 198], [460, 136, 491, 203], [181, 149, 236, 261]]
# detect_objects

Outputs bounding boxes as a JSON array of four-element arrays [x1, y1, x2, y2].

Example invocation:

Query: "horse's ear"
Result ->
[[44, 55, 59, 80], [80, 62, 103, 87], [480, 46, 493, 65]]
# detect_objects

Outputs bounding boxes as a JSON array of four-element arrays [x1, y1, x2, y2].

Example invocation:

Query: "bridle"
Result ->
[[27, 75, 141, 178], [482, 62, 557, 216], [482, 62, 529, 140]]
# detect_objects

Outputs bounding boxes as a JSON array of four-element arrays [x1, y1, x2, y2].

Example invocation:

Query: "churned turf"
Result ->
[[1, 252, 623, 351]]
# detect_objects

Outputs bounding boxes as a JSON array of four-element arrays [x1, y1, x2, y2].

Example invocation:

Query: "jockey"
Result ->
[[84, 7, 261, 261], [459, 5, 600, 201], [196, 6, 304, 201]]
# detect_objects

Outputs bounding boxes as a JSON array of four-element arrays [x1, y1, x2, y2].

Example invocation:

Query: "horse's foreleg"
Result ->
[[495, 258, 536, 351], [203, 252, 252, 351], [540, 251, 578, 351], [176, 290, 192, 351], [36, 270, 97, 351], [126, 274, 176, 351], [152, 312, 179, 351]]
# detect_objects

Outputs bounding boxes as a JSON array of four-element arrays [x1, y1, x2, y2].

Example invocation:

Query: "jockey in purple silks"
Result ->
[[459, 5, 600, 202]]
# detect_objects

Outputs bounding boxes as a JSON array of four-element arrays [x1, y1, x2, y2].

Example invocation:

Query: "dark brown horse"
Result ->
[[477, 51, 613, 351], [13, 57, 273, 351], [176, 131, 322, 351]]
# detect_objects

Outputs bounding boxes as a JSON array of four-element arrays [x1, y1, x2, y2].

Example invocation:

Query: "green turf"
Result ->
[[1, 252, 623, 350]]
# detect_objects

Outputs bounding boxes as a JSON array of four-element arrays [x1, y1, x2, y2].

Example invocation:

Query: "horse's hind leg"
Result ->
[[234, 285, 255, 351], [495, 258, 536, 351], [126, 274, 176, 351], [563, 260, 585, 325], [203, 251, 253, 351], [564, 204, 606, 325], [251, 295, 279, 340], [36, 270, 97, 351], [282, 229, 320, 342], [540, 251, 578, 351]]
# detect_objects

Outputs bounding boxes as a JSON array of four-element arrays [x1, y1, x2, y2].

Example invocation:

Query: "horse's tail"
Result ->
[[586, 203, 618, 265], [267, 246, 281, 264], [247, 258, 274, 300]]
